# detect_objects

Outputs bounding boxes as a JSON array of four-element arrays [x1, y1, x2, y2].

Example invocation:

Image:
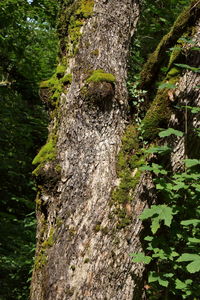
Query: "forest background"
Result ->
[[0, 0, 192, 299]]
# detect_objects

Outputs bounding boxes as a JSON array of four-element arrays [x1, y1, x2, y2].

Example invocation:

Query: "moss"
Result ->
[[84, 258, 90, 263], [141, 89, 171, 140], [116, 217, 132, 229], [168, 45, 182, 69], [166, 67, 180, 78], [34, 252, 47, 269], [34, 227, 55, 269], [140, 1, 200, 89], [61, 73, 72, 84], [41, 227, 55, 248], [56, 65, 66, 77], [91, 49, 99, 56], [86, 69, 116, 83], [68, 16, 83, 54], [141, 64, 181, 141], [75, 0, 94, 18], [32, 138, 56, 165], [112, 125, 145, 229], [58, 0, 94, 57], [93, 224, 101, 232]]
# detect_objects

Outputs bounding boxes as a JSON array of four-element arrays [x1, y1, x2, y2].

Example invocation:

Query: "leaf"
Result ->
[[175, 279, 187, 289], [144, 236, 153, 241], [148, 272, 169, 287], [139, 165, 153, 172], [151, 163, 168, 175], [177, 253, 200, 272], [159, 128, 184, 137], [181, 219, 200, 226], [140, 205, 174, 234], [145, 145, 171, 154], [184, 158, 200, 168], [187, 261, 200, 273], [177, 253, 200, 262], [151, 217, 160, 234], [131, 253, 152, 264], [158, 278, 169, 287], [158, 83, 176, 89], [178, 37, 196, 44], [188, 238, 200, 243], [175, 63, 200, 73], [148, 271, 159, 283]]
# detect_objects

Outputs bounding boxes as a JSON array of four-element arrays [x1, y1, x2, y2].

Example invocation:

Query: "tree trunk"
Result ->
[[30, 1, 200, 299], [31, 1, 144, 299]]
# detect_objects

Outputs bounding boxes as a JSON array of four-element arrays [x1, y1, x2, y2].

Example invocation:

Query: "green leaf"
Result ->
[[159, 128, 184, 137], [131, 253, 152, 264], [151, 217, 160, 234], [144, 236, 153, 241], [177, 253, 199, 262], [181, 219, 200, 226], [139, 165, 153, 172], [175, 63, 200, 72], [148, 272, 169, 287], [177, 253, 200, 272], [145, 145, 171, 154], [184, 159, 200, 168], [148, 271, 159, 283], [175, 279, 187, 289], [187, 261, 200, 273], [158, 277, 169, 287], [188, 238, 200, 243], [140, 205, 174, 233]]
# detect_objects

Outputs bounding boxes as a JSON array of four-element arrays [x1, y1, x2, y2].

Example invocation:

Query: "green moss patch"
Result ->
[[34, 227, 55, 269], [86, 70, 116, 83], [32, 139, 56, 166], [75, 0, 94, 18], [141, 90, 171, 140], [112, 125, 146, 229], [58, 0, 94, 57], [40, 67, 72, 108]]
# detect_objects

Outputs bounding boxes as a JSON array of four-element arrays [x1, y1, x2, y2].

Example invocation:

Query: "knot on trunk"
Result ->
[[81, 81, 115, 110]]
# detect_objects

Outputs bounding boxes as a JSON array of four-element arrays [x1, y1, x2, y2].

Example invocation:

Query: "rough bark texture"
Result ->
[[31, 1, 145, 300], [31, 1, 200, 299]]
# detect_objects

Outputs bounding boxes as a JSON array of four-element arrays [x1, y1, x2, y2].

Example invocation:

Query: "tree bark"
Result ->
[[31, 1, 144, 299], [30, 1, 200, 299]]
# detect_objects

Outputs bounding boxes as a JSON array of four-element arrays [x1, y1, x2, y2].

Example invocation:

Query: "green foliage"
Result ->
[[128, 0, 190, 83], [0, 0, 58, 94], [0, 0, 58, 298], [132, 128, 200, 299], [0, 88, 48, 299], [86, 70, 116, 83]]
